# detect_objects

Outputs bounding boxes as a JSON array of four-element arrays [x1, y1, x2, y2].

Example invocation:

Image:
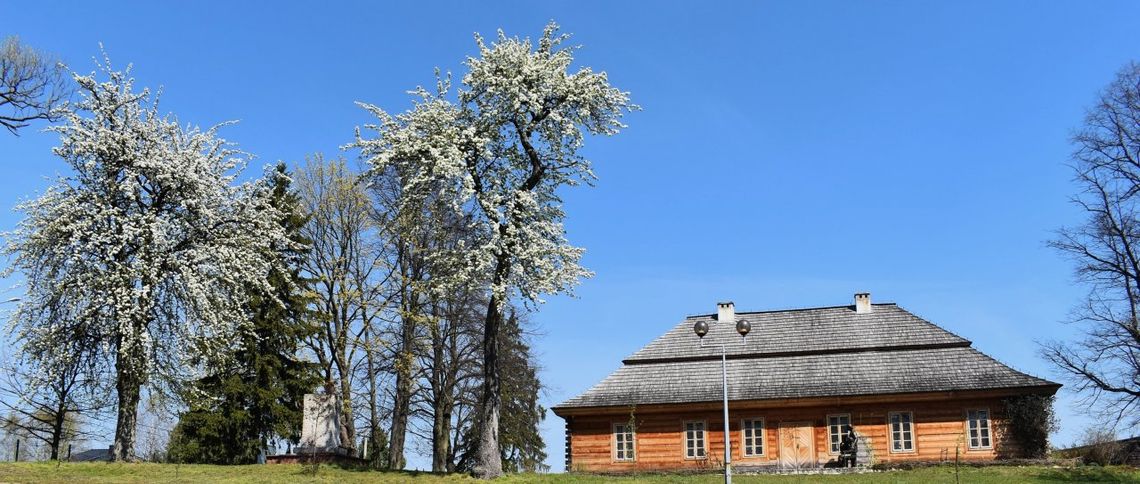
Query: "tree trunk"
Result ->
[[336, 365, 355, 454], [432, 395, 453, 472], [388, 366, 410, 469], [430, 318, 452, 472], [365, 325, 380, 467], [473, 290, 504, 478], [111, 348, 141, 462], [388, 313, 415, 470], [448, 403, 465, 473], [49, 406, 64, 461]]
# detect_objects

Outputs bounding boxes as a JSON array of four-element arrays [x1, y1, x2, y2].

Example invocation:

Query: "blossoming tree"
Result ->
[[353, 23, 636, 477], [4, 56, 288, 461]]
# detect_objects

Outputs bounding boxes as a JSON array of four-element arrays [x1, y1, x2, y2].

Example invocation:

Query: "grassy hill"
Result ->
[[0, 462, 1137, 483]]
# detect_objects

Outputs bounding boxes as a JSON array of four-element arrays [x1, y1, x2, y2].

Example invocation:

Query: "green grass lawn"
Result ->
[[0, 462, 1137, 483]]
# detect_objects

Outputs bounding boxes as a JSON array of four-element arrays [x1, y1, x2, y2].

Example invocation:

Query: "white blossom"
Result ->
[[352, 22, 637, 308], [3, 54, 288, 431]]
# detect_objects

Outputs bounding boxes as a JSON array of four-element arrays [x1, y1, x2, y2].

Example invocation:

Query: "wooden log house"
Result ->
[[551, 293, 1060, 472]]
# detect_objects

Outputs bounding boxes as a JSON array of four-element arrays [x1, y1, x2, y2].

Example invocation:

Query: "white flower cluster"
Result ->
[[4, 55, 288, 393], [352, 22, 637, 308]]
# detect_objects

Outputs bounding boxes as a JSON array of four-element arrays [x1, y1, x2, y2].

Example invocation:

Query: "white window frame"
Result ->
[[683, 420, 708, 460], [740, 417, 765, 457], [888, 411, 915, 454], [827, 413, 852, 455], [612, 422, 635, 462], [966, 408, 992, 450]]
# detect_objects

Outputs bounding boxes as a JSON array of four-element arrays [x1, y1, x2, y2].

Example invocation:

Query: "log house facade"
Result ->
[[551, 294, 1060, 471]]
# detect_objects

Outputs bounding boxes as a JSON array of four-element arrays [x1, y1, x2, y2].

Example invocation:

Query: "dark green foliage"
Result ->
[[1001, 394, 1058, 458], [456, 310, 547, 473], [168, 164, 321, 464], [365, 426, 391, 470], [497, 311, 548, 473]]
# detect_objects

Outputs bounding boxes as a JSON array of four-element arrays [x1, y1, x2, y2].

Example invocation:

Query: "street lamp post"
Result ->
[[694, 317, 751, 484]]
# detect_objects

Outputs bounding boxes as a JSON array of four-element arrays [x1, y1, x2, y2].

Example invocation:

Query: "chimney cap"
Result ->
[[854, 292, 872, 313], [717, 301, 736, 323]]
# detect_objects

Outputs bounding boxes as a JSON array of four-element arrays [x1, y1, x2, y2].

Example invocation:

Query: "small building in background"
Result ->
[[552, 293, 1060, 472], [69, 447, 112, 462]]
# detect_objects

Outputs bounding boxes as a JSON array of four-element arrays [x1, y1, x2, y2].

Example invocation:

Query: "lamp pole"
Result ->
[[720, 344, 731, 484], [694, 318, 751, 484]]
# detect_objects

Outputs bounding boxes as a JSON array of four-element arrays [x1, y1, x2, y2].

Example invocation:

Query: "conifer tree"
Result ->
[[168, 164, 320, 464], [364, 426, 391, 470], [455, 310, 546, 473], [495, 311, 547, 473]]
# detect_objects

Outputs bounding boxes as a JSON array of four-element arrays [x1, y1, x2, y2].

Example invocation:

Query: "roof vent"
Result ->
[[854, 292, 872, 313], [717, 301, 735, 324]]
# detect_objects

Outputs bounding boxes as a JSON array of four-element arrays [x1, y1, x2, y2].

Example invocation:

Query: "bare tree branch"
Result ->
[[1046, 61, 1140, 430], [0, 36, 71, 135]]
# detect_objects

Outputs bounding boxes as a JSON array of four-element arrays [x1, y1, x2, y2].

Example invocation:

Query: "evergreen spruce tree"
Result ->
[[365, 426, 391, 470], [169, 164, 320, 464], [455, 310, 547, 473], [496, 311, 548, 473]]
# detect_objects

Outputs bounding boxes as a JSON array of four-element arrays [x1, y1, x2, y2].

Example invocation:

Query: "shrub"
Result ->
[[1076, 427, 1124, 466], [1001, 394, 1058, 458]]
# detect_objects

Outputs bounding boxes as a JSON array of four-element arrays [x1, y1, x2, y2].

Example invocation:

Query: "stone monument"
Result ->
[[267, 393, 365, 464], [296, 393, 346, 455]]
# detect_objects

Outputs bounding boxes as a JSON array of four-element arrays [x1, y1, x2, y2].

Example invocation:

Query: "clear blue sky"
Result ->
[[3, 0, 1138, 471]]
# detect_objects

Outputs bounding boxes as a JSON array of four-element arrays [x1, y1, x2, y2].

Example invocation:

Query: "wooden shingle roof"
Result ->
[[624, 304, 968, 363], [554, 302, 1059, 411]]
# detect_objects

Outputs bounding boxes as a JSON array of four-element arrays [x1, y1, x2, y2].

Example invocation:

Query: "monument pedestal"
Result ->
[[265, 393, 367, 466]]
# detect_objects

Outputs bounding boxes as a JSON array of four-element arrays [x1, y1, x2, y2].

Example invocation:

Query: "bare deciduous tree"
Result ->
[[297, 155, 388, 455], [420, 288, 484, 472], [0, 351, 107, 461], [1045, 61, 1140, 428], [0, 295, 108, 460], [0, 36, 70, 134]]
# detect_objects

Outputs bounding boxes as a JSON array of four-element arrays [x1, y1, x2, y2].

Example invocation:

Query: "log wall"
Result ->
[[564, 394, 1019, 472]]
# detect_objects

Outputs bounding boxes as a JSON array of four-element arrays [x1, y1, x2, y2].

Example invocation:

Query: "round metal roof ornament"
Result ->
[[734, 316, 752, 334], [693, 320, 709, 339], [736, 319, 752, 338]]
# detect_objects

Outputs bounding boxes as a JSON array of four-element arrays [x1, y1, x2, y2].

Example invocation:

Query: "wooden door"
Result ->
[[778, 421, 815, 469]]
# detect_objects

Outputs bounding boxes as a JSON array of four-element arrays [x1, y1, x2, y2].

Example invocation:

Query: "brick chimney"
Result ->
[[854, 292, 872, 313], [717, 301, 735, 324]]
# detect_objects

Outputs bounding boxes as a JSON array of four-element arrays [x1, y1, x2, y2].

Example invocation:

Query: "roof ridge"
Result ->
[[623, 341, 973, 365], [684, 302, 899, 319]]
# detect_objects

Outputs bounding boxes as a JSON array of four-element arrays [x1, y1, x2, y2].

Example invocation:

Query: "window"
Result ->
[[741, 418, 764, 456], [967, 409, 992, 449], [889, 412, 914, 453], [613, 422, 635, 461], [684, 421, 707, 459], [828, 414, 852, 454]]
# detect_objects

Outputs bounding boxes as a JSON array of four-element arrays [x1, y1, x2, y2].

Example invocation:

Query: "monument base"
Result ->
[[265, 449, 368, 466], [293, 445, 349, 456]]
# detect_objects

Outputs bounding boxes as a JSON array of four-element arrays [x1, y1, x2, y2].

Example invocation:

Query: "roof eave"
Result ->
[[551, 383, 1062, 417]]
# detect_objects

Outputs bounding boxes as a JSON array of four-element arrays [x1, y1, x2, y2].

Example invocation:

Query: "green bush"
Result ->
[[1002, 395, 1058, 458]]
